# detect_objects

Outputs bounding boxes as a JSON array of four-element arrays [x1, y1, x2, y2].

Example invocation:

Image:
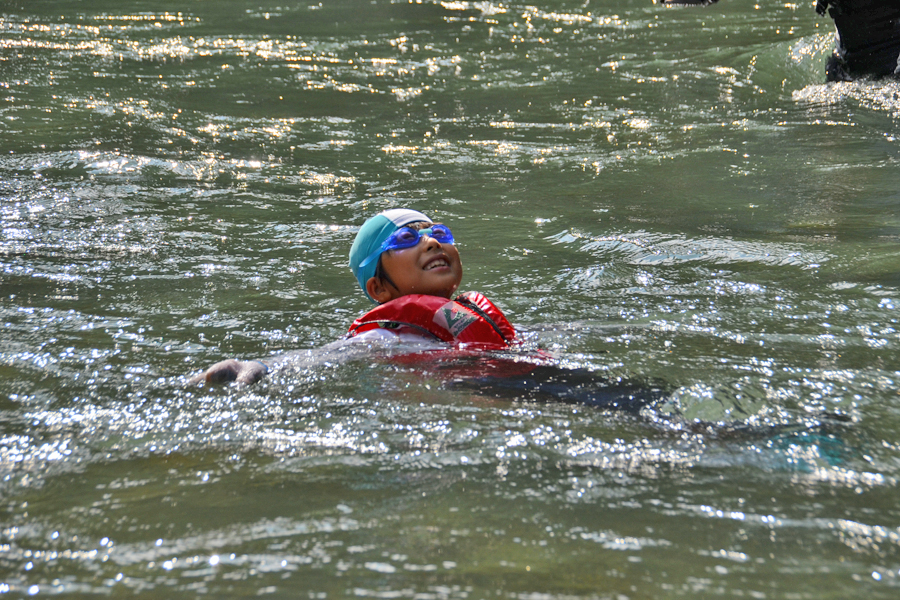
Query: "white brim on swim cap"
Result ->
[[380, 209, 432, 229]]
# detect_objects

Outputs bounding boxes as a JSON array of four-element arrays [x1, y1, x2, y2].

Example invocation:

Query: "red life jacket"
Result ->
[[348, 292, 517, 350]]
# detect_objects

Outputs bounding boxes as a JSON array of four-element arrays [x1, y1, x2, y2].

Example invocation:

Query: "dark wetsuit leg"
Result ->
[[817, 0, 900, 81]]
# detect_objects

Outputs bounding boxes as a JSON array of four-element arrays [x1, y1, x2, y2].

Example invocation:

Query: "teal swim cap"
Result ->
[[349, 208, 432, 302]]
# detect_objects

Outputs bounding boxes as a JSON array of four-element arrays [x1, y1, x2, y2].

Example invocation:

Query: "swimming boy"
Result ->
[[192, 208, 516, 384]]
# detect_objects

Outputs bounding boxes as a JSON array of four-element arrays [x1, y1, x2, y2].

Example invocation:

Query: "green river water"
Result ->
[[3, 0, 900, 597]]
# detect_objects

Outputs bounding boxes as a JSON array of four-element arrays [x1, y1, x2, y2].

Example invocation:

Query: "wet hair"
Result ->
[[373, 256, 398, 293], [372, 221, 432, 298]]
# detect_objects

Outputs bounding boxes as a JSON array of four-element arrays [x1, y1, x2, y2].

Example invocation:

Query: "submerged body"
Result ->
[[349, 292, 664, 411], [202, 292, 666, 412]]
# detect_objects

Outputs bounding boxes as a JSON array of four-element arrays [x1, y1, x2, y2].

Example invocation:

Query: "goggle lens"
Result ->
[[359, 224, 454, 268]]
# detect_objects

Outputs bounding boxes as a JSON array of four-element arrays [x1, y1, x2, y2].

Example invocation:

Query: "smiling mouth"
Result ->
[[424, 258, 449, 271]]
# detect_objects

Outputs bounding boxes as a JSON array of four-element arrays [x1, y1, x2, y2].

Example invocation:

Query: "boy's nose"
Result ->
[[422, 234, 442, 250]]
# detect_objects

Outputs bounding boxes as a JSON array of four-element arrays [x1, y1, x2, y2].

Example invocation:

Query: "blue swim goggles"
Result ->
[[359, 224, 455, 268]]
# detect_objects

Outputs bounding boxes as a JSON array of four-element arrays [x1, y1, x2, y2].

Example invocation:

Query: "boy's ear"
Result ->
[[366, 277, 395, 304]]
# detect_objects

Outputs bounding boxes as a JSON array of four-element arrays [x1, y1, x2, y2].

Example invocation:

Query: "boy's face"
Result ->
[[366, 223, 463, 303]]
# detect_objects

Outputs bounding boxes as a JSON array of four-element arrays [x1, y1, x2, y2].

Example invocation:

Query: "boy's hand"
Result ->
[[190, 359, 268, 385]]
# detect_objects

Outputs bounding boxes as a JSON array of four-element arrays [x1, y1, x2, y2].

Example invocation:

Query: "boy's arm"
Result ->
[[189, 359, 269, 385]]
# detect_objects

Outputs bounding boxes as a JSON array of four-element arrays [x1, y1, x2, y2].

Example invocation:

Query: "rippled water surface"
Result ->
[[3, 0, 900, 597]]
